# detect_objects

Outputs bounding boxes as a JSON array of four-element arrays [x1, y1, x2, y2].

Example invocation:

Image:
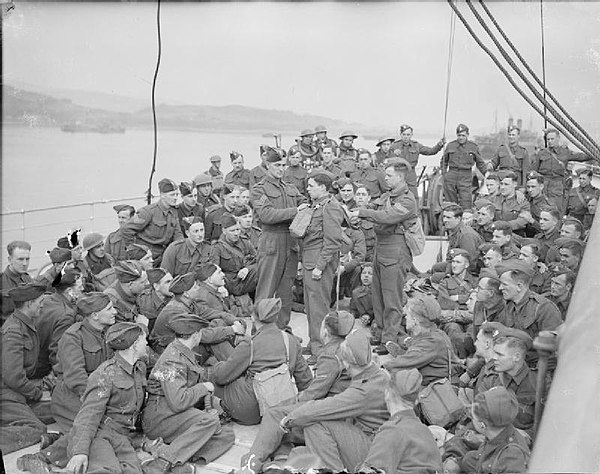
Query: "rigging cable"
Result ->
[[448, 0, 598, 159], [147, 0, 162, 204], [465, 0, 600, 158], [479, 0, 600, 155], [442, 9, 457, 141]]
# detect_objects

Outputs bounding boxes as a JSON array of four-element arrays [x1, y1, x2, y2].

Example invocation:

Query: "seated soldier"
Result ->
[[353, 185, 376, 262], [210, 213, 257, 298], [0, 283, 50, 454], [384, 295, 461, 385], [36, 247, 72, 291], [239, 311, 355, 472], [471, 200, 495, 242], [490, 221, 520, 260], [359, 369, 442, 474], [518, 241, 551, 294], [335, 177, 358, 209], [560, 216, 585, 241], [150, 272, 244, 361], [176, 181, 204, 235], [445, 387, 529, 474], [553, 237, 584, 274], [137, 268, 173, 333], [332, 222, 366, 302], [478, 243, 503, 277], [494, 170, 530, 235], [204, 184, 242, 243], [534, 206, 562, 263], [142, 313, 234, 473], [544, 268, 576, 321], [125, 243, 154, 270], [65, 323, 148, 474], [470, 277, 506, 341], [105, 204, 136, 262], [583, 197, 597, 233], [211, 298, 312, 426], [104, 260, 149, 325], [162, 217, 212, 277], [233, 204, 262, 250], [440, 204, 484, 276], [195, 262, 249, 320], [81, 232, 117, 292], [277, 330, 388, 472], [349, 263, 374, 326]]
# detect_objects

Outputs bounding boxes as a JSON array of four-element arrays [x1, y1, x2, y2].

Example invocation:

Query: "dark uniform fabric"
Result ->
[[316, 137, 338, 158], [349, 285, 374, 322], [0, 309, 47, 453], [1, 266, 33, 324], [544, 293, 570, 321], [495, 192, 531, 232], [196, 282, 235, 318], [335, 226, 367, 300], [471, 299, 507, 340], [143, 340, 234, 465], [391, 139, 444, 197], [534, 226, 561, 263], [176, 201, 204, 235], [350, 167, 389, 199], [358, 184, 417, 343], [104, 283, 139, 323], [136, 289, 170, 333], [82, 252, 117, 292], [323, 162, 343, 181], [241, 226, 262, 250], [52, 319, 113, 432], [472, 222, 494, 243], [105, 229, 128, 261], [441, 140, 487, 210], [373, 149, 393, 168], [490, 144, 530, 185], [447, 224, 484, 274], [437, 273, 477, 311], [526, 193, 552, 237], [68, 354, 146, 474], [197, 193, 220, 210], [250, 175, 304, 329], [121, 200, 183, 267], [249, 164, 268, 188], [212, 324, 312, 425], [204, 205, 237, 244], [285, 364, 389, 471], [283, 164, 308, 196], [298, 142, 320, 169], [360, 409, 442, 474], [224, 168, 251, 189], [566, 183, 599, 223], [337, 146, 359, 176], [357, 219, 376, 261], [210, 234, 257, 297], [162, 238, 212, 277], [207, 167, 224, 193], [302, 195, 345, 353]]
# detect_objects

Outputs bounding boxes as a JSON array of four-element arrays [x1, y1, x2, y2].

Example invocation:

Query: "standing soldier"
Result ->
[[530, 128, 598, 211], [391, 124, 445, 198], [441, 124, 487, 211], [350, 149, 390, 199], [297, 129, 320, 169], [283, 146, 308, 196], [205, 155, 224, 194], [137, 268, 173, 333], [121, 178, 183, 268], [224, 151, 251, 189], [314, 125, 338, 157], [250, 147, 306, 330], [249, 146, 270, 189], [1, 241, 33, 324], [373, 136, 395, 167], [488, 125, 531, 185], [105, 205, 136, 262], [193, 173, 220, 209], [566, 168, 599, 223], [349, 158, 417, 355], [320, 145, 343, 181], [337, 131, 359, 176]]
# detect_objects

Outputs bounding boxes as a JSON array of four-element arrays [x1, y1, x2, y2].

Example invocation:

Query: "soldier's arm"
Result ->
[[49, 314, 75, 369], [1, 325, 42, 401], [160, 242, 178, 276], [58, 330, 91, 397], [120, 207, 152, 244], [510, 196, 531, 231], [529, 152, 541, 172], [344, 231, 366, 274], [200, 325, 235, 344], [538, 301, 563, 331], [250, 187, 298, 225], [489, 149, 501, 171], [297, 351, 342, 402], [204, 211, 216, 243], [153, 358, 209, 412], [473, 146, 487, 176], [209, 243, 222, 266], [316, 204, 345, 271], [291, 344, 313, 392], [172, 219, 184, 243], [383, 338, 439, 371], [197, 303, 235, 324], [211, 339, 252, 385], [493, 445, 528, 474], [358, 196, 417, 225], [418, 140, 444, 156], [360, 425, 404, 474], [440, 147, 450, 172], [566, 148, 595, 163]]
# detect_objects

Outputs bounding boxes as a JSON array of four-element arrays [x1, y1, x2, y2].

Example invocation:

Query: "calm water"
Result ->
[[2, 125, 441, 270]]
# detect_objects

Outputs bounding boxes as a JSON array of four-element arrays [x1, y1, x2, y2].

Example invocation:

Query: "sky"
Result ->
[[4, 1, 600, 136]]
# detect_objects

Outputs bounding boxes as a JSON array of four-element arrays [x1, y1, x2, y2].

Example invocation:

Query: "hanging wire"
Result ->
[[147, 0, 162, 204], [539, 0, 547, 135], [442, 9, 457, 141]]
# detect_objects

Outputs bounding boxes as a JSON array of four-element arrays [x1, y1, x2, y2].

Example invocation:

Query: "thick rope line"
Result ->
[[479, 0, 600, 155], [442, 10, 456, 140], [147, 0, 162, 204]]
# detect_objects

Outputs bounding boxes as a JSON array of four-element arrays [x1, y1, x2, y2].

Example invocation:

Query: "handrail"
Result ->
[[1, 195, 151, 217]]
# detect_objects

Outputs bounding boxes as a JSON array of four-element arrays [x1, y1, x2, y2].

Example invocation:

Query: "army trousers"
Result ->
[[226, 266, 258, 297], [256, 232, 298, 330], [544, 177, 565, 212], [303, 259, 337, 355], [73, 427, 142, 474], [51, 378, 81, 433], [304, 420, 372, 472], [0, 391, 48, 454], [443, 170, 473, 210]]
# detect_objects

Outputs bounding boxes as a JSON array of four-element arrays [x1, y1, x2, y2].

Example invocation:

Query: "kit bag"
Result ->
[[250, 331, 298, 415], [289, 207, 315, 239], [404, 217, 426, 256]]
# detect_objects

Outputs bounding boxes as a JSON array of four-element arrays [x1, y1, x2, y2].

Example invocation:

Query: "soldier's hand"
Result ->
[[438, 137, 446, 147], [237, 267, 249, 280], [311, 268, 322, 280], [203, 382, 215, 393], [279, 415, 293, 433], [232, 320, 245, 335], [66, 454, 88, 474], [297, 203, 309, 212], [538, 262, 548, 274]]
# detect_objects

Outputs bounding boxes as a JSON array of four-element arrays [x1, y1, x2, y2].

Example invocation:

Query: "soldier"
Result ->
[[320, 145, 343, 180], [359, 369, 442, 474], [523, 171, 552, 238], [560, 216, 585, 240], [441, 124, 487, 210], [121, 178, 184, 267], [162, 217, 211, 277], [206, 154, 224, 194], [81, 233, 117, 292], [472, 201, 495, 242], [348, 158, 417, 354], [334, 223, 367, 302], [391, 124, 445, 198], [142, 313, 234, 473], [204, 184, 242, 243], [279, 330, 388, 472], [176, 181, 203, 235], [193, 173, 220, 209], [250, 146, 270, 189], [314, 125, 338, 158], [349, 264, 374, 325], [125, 243, 154, 271], [233, 204, 262, 249], [297, 129, 320, 169], [490, 221, 520, 260], [283, 145, 308, 196], [554, 237, 584, 274], [36, 247, 72, 291], [353, 186, 376, 261], [480, 244, 503, 277], [195, 263, 239, 316], [105, 204, 136, 262], [534, 206, 562, 262], [373, 136, 395, 167], [441, 203, 484, 274], [212, 298, 312, 425], [224, 151, 251, 189], [350, 149, 389, 199], [0, 283, 49, 454], [1, 241, 33, 323], [495, 170, 531, 234], [336, 177, 357, 210], [566, 168, 599, 222], [488, 125, 531, 185], [210, 213, 257, 297], [482, 172, 501, 204], [545, 268, 575, 321], [137, 268, 173, 333], [518, 242, 551, 295], [301, 170, 345, 361], [104, 260, 148, 324], [337, 131, 359, 176], [250, 147, 305, 330], [65, 322, 147, 474]]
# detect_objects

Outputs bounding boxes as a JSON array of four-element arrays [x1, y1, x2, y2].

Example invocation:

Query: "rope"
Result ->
[[448, 0, 598, 160], [146, 0, 162, 205], [479, 0, 600, 155], [442, 9, 457, 141]]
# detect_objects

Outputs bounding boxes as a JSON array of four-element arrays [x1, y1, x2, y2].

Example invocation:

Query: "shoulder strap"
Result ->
[[282, 331, 291, 364]]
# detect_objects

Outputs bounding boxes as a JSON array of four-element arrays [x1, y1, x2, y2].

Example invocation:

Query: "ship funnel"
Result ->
[[517, 119, 523, 130]]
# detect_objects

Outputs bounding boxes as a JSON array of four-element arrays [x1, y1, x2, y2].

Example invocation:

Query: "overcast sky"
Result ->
[[4, 1, 600, 135]]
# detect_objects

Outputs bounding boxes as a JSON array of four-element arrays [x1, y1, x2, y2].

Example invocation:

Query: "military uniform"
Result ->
[[1, 266, 33, 323], [441, 140, 487, 210], [224, 168, 251, 189], [358, 183, 417, 343], [104, 283, 139, 323], [105, 229, 128, 261], [82, 252, 117, 292], [315, 136, 338, 158], [490, 144, 530, 185], [437, 273, 477, 311], [302, 195, 345, 353], [212, 324, 312, 425], [566, 183, 599, 223], [357, 219, 376, 261], [68, 354, 146, 474], [544, 292, 570, 321], [495, 191, 531, 232], [283, 164, 308, 196], [250, 175, 304, 329], [526, 193, 552, 237], [176, 201, 204, 235], [240, 225, 262, 250], [204, 205, 237, 243], [298, 142, 321, 170], [471, 299, 507, 339], [350, 167, 389, 199], [373, 148, 393, 168], [249, 164, 268, 188], [196, 281, 243, 321], [534, 226, 561, 263], [472, 221, 495, 242], [360, 409, 442, 474], [206, 166, 224, 193], [121, 200, 183, 267], [391, 139, 444, 197], [335, 226, 366, 300], [210, 234, 257, 296], [337, 146, 359, 176], [349, 285, 374, 322], [197, 192, 220, 210], [161, 238, 211, 277], [136, 289, 170, 333], [51, 319, 113, 431], [447, 223, 484, 273]]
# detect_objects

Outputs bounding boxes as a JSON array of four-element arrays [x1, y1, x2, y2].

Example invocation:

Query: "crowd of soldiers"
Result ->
[[0, 123, 598, 474]]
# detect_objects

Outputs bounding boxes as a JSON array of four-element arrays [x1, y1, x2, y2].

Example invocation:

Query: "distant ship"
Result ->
[[474, 117, 539, 160], [61, 122, 125, 134]]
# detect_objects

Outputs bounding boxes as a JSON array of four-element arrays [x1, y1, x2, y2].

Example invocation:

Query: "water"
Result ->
[[2, 125, 442, 270]]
